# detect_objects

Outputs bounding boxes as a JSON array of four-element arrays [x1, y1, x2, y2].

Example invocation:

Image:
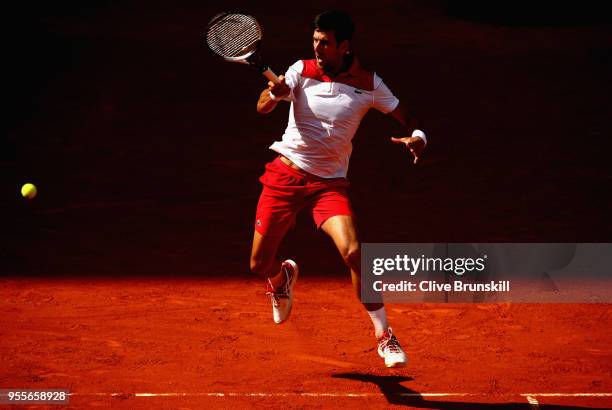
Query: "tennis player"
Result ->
[[250, 10, 427, 368]]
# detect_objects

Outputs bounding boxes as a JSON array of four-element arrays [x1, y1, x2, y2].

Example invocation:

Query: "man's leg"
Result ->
[[250, 230, 286, 289], [319, 215, 385, 322], [250, 156, 310, 323], [320, 215, 407, 367], [318, 215, 380, 311], [250, 228, 300, 324]]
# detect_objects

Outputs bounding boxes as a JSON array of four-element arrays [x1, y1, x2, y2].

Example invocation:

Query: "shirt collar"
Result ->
[[319, 54, 361, 79]]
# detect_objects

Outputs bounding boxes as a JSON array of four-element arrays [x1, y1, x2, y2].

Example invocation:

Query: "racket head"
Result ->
[[205, 12, 263, 64]]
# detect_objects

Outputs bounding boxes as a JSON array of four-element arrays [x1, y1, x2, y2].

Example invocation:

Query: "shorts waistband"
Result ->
[[275, 155, 312, 178], [272, 156, 348, 184]]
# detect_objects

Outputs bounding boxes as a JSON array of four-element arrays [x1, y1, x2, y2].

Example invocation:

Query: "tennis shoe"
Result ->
[[265, 259, 299, 324], [377, 328, 408, 368]]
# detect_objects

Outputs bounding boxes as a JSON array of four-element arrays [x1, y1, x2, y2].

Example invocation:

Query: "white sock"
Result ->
[[366, 306, 388, 339]]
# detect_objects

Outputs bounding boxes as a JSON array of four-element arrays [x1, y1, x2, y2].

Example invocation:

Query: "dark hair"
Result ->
[[313, 10, 355, 43]]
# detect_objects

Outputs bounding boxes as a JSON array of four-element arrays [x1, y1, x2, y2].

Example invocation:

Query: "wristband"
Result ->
[[269, 91, 280, 102], [411, 129, 427, 145]]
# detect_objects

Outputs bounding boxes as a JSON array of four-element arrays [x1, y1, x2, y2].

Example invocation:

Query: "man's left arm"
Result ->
[[388, 103, 427, 165]]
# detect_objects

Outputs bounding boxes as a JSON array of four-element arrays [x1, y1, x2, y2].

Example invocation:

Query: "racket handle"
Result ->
[[262, 68, 280, 83]]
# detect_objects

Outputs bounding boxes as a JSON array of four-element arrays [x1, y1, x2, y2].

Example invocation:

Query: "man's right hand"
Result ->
[[268, 75, 290, 99]]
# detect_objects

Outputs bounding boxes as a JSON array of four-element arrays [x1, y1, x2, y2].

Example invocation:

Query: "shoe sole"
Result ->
[[386, 360, 408, 368], [283, 259, 299, 291]]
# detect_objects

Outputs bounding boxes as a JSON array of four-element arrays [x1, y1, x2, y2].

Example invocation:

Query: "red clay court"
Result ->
[[2, 1, 612, 408], [1, 278, 611, 408]]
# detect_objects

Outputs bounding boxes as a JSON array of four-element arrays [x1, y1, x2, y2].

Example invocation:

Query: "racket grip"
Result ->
[[262, 68, 280, 83]]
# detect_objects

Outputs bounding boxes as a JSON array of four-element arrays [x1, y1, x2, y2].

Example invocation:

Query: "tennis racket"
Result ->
[[205, 12, 279, 84]]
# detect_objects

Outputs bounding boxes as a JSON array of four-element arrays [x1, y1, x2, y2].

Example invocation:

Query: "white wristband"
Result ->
[[269, 91, 280, 101], [411, 129, 427, 145]]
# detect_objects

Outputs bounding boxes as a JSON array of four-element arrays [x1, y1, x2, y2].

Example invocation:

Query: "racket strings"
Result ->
[[206, 14, 261, 58]]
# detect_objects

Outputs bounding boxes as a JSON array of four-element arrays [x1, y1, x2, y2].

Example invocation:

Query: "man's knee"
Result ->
[[340, 244, 361, 268]]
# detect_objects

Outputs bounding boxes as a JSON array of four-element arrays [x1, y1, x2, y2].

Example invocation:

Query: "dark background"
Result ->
[[2, 1, 612, 277]]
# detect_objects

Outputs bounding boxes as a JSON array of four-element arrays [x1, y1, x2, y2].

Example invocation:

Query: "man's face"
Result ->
[[313, 29, 348, 73]]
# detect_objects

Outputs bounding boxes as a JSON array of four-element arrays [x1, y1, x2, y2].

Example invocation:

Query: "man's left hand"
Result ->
[[390, 136, 426, 164]]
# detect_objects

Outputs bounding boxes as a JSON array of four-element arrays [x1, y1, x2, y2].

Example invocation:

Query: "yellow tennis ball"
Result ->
[[21, 183, 37, 199]]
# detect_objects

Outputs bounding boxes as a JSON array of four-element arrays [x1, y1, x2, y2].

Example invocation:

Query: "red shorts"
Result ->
[[254, 156, 354, 236]]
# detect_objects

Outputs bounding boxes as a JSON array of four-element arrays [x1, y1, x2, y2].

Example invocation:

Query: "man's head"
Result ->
[[312, 10, 355, 73]]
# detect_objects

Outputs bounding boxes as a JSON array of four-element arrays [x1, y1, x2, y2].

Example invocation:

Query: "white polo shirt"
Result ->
[[269, 58, 400, 178]]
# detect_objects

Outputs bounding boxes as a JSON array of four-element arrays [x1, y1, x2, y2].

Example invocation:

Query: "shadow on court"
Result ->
[[332, 373, 599, 409]]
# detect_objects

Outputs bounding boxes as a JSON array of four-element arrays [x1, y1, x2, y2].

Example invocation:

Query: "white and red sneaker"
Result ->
[[265, 260, 299, 324], [377, 328, 408, 368]]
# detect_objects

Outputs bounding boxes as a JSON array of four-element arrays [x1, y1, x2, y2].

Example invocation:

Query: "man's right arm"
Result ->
[[256, 75, 290, 114]]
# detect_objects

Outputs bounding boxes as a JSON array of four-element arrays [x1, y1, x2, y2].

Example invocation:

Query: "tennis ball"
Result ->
[[21, 183, 37, 199]]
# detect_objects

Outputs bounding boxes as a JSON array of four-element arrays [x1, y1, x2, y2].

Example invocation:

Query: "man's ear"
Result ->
[[338, 39, 350, 55]]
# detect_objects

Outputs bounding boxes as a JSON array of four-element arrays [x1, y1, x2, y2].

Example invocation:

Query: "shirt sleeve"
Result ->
[[280, 60, 304, 102], [372, 73, 400, 113]]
